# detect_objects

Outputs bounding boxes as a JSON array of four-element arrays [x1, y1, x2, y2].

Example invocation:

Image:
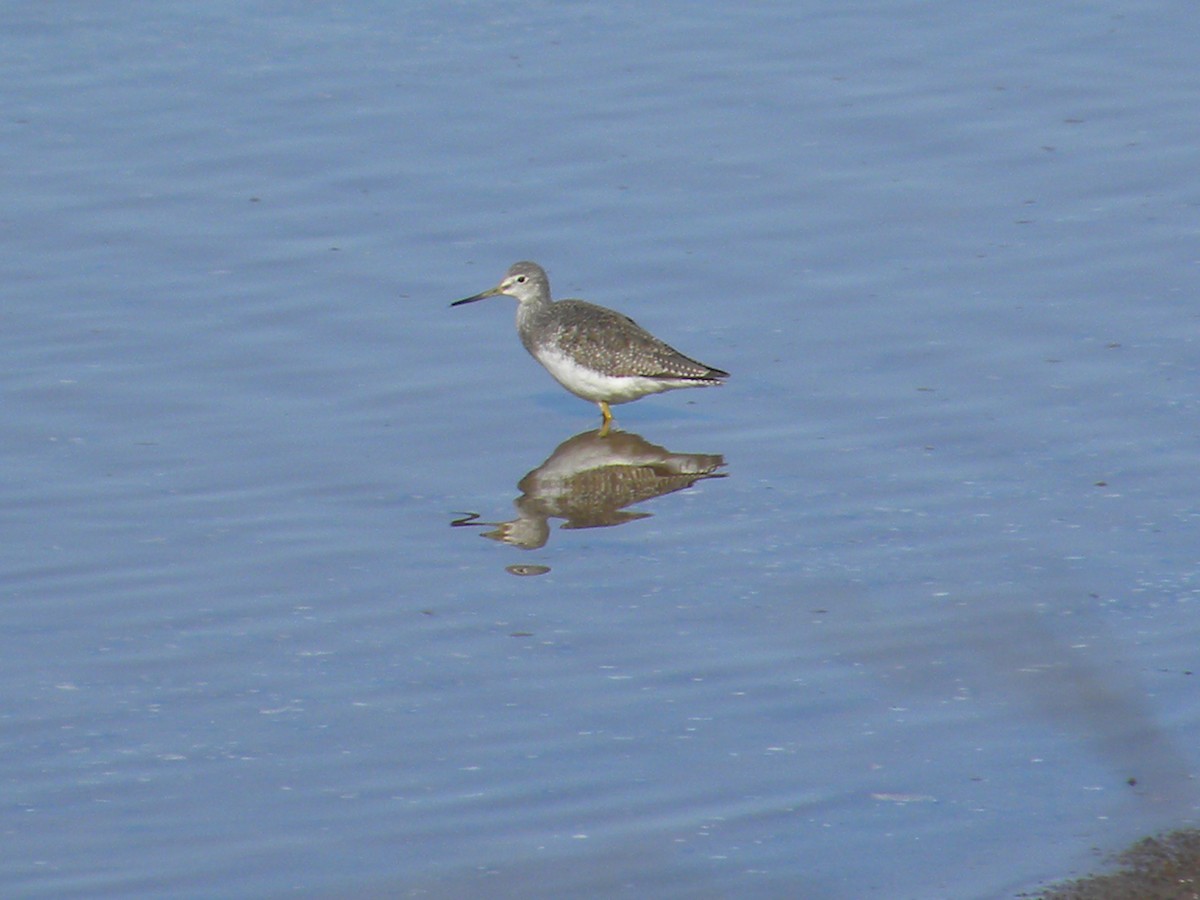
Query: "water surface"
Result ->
[[4, 2, 1199, 898]]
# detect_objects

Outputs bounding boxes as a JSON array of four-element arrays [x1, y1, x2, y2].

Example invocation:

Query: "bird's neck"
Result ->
[[516, 298, 552, 331]]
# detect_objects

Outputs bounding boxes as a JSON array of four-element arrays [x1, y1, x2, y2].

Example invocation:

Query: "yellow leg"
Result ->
[[598, 401, 613, 436]]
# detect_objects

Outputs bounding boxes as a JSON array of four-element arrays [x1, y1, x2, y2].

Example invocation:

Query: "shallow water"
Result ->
[[4, 2, 1199, 898]]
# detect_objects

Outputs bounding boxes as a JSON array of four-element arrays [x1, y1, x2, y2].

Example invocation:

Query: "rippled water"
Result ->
[[4, 2, 1199, 898]]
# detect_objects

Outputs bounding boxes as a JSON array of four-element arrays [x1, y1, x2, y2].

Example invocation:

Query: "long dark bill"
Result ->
[[450, 286, 502, 307]]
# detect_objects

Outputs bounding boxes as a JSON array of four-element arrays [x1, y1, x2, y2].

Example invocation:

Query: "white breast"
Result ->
[[532, 347, 703, 404]]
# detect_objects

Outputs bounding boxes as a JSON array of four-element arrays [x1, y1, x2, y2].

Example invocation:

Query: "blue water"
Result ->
[[4, 2, 1199, 897]]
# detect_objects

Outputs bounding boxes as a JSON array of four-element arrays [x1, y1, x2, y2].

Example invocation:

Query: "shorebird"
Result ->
[[452, 261, 728, 429]]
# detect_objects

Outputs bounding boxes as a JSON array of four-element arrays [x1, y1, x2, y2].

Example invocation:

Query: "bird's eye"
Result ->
[[516, 275, 527, 283]]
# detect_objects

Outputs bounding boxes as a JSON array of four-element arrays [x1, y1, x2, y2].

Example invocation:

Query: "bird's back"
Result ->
[[521, 299, 726, 382]]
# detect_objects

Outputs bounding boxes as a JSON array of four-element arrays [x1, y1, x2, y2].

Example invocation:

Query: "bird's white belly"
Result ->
[[532, 348, 693, 404]]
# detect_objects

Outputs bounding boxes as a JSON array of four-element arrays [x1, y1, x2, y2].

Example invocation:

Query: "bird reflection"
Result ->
[[455, 428, 726, 550]]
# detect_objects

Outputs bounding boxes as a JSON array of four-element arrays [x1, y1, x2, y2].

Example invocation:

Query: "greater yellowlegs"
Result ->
[[452, 261, 728, 428]]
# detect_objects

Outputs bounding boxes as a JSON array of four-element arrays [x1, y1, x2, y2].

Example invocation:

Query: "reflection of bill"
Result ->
[[453, 428, 726, 551]]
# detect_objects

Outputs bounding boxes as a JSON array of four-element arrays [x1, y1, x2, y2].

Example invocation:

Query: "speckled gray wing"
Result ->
[[525, 300, 728, 381]]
